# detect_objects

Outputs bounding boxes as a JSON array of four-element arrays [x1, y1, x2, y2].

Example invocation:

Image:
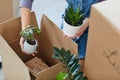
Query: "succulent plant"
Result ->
[[64, 4, 84, 26]]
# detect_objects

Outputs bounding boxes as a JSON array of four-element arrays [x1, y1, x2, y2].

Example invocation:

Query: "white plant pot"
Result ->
[[23, 39, 38, 54], [63, 20, 83, 36]]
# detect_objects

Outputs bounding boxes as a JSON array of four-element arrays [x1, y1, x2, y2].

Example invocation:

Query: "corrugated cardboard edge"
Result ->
[[36, 62, 66, 80], [0, 12, 38, 44], [37, 14, 78, 66], [40, 14, 78, 54], [0, 35, 30, 80], [84, 0, 120, 80], [0, 12, 37, 80]]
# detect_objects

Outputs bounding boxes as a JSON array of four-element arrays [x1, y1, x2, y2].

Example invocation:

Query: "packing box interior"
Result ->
[[84, 0, 120, 80], [0, 12, 77, 80], [25, 57, 49, 80]]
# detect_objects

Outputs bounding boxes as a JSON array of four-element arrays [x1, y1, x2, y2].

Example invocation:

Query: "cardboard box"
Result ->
[[84, 0, 120, 80], [0, 0, 13, 22], [0, 12, 77, 80], [25, 57, 49, 79], [0, 0, 19, 23]]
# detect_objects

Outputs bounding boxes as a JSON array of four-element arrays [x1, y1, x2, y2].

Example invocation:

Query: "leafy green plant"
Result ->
[[20, 25, 40, 42], [52, 47, 87, 80], [56, 72, 68, 80], [64, 4, 84, 26]]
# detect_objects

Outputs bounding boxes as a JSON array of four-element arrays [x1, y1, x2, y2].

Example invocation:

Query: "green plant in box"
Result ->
[[52, 47, 87, 80]]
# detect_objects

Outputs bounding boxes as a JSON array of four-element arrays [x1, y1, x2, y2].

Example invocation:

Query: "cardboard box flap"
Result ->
[[0, 12, 37, 80], [36, 63, 66, 80], [0, 12, 78, 80], [92, 0, 120, 33], [85, 0, 120, 80], [0, 0, 13, 22], [37, 14, 78, 65], [0, 35, 30, 80], [41, 14, 77, 53], [0, 12, 37, 44]]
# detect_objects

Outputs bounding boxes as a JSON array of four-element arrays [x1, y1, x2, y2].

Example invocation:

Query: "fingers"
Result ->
[[22, 49, 37, 56], [63, 33, 75, 38], [63, 33, 79, 39], [35, 50, 38, 54], [31, 51, 38, 56], [32, 53, 35, 56], [19, 37, 37, 56], [74, 25, 87, 37], [74, 20, 89, 37], [19, 37, 24, 49], [62, 18, 89, 39], [62, 28, 84, 39], [63, 35, 75, 39]]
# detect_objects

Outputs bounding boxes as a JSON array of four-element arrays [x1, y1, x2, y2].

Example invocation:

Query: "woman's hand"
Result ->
[[19, 37, 24, 50], [20, 8, 37, 56], [64, 18, 89, 39], [19, 37, 36, 56]]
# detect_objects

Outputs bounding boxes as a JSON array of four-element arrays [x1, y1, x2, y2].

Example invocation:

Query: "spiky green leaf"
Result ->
[[64, 4, 84, 26], [72, 72, 83, 80]]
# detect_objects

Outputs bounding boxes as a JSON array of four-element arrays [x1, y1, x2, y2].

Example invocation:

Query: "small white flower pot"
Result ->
[[63, 19, 83, 36], [23, 39, 38, 54]]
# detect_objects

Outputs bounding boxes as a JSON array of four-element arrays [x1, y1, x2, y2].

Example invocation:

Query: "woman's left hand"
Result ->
[[64, 18, 89, 39]]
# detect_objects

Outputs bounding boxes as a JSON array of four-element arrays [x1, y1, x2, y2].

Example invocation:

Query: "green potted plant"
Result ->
[[63, 4, 85, 36], [20, 25, 40, 54], [52, 47, 87, 80]]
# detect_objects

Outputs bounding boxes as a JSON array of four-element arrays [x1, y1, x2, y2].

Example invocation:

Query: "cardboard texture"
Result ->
[[0, 12, 77, 80], [0, 0, 13, 22], [25, 57, 49, 79], [84, 0, 120, 80]]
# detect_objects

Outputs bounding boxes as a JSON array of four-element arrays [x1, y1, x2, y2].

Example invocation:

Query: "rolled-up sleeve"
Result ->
[[19, 0, 34, 10]]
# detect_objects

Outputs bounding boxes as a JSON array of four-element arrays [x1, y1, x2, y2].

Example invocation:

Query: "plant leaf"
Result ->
[[72, 72, 83, 80], [56, 72, 68, 80]]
